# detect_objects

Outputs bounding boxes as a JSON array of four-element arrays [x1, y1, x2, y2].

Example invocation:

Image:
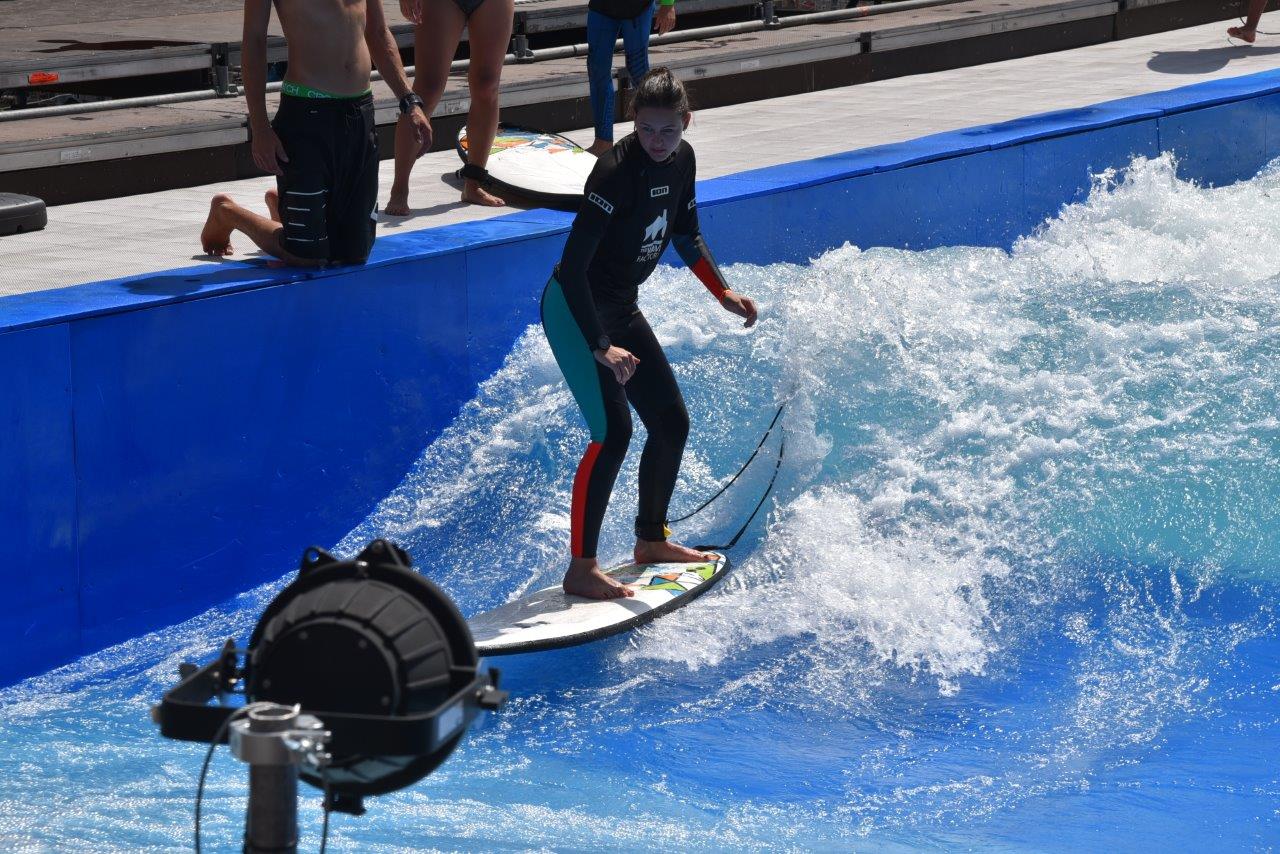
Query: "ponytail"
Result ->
[[628, 67, 692, 119]]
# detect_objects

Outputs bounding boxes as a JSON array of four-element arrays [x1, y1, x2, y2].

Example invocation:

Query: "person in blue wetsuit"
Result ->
[[584, 0, 677, 157], [541, 67, 758, 600]]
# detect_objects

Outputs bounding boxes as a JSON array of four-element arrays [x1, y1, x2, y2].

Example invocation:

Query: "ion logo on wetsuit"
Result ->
[[541, 133, 732, 559]]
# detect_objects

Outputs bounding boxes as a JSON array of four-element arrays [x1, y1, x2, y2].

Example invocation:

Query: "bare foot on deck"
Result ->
[[462, 178, 505, 207], [1228, 25, 1257, 42], [384, 188, 411, 217], [587, 139, 612, 157], [264, 188, 280, 222], [634, 539, 714, 565], [563, 557, 635, 600], [200, 194, 235, 256]]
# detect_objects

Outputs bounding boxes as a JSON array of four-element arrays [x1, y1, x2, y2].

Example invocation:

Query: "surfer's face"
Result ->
[[634, 108, 688, 163]]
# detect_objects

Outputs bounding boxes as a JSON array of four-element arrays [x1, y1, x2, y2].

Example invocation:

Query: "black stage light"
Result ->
[[245, 539, 486, 803], [154, 539, 506, 848]]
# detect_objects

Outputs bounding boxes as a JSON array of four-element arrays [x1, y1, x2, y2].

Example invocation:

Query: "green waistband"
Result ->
[[281, 80, 372, 100]]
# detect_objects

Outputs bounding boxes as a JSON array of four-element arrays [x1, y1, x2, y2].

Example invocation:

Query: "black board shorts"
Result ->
[[271, 92, 379, 264]]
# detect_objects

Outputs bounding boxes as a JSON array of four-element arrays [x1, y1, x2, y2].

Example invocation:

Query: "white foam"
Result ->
[[620, 154, 1280, 697]]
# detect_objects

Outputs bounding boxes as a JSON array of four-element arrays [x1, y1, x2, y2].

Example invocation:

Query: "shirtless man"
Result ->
[[200, 0, 431, 266]]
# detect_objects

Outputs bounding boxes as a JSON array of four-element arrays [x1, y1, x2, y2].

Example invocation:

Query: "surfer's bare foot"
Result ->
[[461, 178, 505, 207], [564, 558, 634, 600], [200, 194, 235, 256], [634, 539, 714, 565], [384, 187, 411, 217], [1229, 25, 1257, 42], [264, 188, 280, 222], [587, 139, 613, 157]]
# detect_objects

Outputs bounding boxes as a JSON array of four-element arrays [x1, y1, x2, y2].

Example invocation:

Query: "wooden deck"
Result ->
[[0, 0, 762, 90], [3, 12, 1280, 299], [0, 0, 1262, 205], [0, 0, 1137, 164]]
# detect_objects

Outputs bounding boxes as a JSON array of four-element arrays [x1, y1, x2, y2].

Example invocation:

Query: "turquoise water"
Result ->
[[1, 153, 1279, 850]]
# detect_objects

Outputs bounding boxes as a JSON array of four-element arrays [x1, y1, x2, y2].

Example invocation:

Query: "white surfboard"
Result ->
[[469, 553, 731, 655], [456, 124, 595, 205]]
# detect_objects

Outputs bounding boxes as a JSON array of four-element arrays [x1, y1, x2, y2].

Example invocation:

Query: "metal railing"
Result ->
[[0, 0, 967, 123]]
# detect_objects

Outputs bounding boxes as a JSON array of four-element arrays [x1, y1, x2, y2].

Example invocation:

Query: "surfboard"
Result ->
[[456, 125, 595, 206], [469, 553, 731, 655]]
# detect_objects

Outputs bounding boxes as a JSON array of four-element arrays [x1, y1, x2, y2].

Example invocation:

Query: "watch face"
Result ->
[[597, 336, 610, 351]]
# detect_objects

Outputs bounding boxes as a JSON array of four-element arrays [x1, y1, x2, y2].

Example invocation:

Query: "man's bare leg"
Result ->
[[385, 0, 465, 216], [384, 104, 427, 216], [564, 556, 635, 600], [1229, 0, 1267, 41], [634, 539, 714, 565], [200, 193, 318, 265]]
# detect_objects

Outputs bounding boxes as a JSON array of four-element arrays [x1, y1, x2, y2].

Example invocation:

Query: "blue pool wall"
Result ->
[[4, 70, 1280, 687]]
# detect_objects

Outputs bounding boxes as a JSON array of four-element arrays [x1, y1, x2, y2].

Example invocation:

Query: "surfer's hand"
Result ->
[[721, 290, 758, 328], [403, 108, 432, 157], [596, 345, 640, 384]]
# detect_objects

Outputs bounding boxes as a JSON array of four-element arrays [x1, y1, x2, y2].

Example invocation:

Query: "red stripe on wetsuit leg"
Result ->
[[692, 257, 728, 300], [570, 441, 604, 558]]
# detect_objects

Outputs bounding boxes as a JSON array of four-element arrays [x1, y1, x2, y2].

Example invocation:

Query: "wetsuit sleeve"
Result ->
[[671, 147, 731, 301], [558, 155, 629, 348]]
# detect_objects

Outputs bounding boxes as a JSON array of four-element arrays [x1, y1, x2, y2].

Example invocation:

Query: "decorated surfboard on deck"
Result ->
[[469, 553, 730, 655], [456, 124, 595, 205]]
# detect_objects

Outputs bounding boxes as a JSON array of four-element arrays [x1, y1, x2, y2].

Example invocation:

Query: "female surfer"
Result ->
[[541, 67, 758, 600]]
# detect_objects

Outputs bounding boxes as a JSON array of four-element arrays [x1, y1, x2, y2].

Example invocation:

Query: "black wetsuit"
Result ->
[[541, 133, 730, 559]]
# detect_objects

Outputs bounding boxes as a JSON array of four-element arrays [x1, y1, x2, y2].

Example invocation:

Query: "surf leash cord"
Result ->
[[669, 393, 792, 525], [697, 433, 786, 553]]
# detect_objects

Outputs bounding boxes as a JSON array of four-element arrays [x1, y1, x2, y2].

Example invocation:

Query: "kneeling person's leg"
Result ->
[[271, 99, 337, 264], [328, 97, 380, 264]]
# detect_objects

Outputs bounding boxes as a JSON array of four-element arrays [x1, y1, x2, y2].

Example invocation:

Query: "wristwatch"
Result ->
[[596, 335, 611, 353], [398, 92, 425, 116]]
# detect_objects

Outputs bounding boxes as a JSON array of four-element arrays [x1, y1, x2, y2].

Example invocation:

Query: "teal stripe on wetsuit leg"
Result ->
[[541, 275, 608, 441]]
